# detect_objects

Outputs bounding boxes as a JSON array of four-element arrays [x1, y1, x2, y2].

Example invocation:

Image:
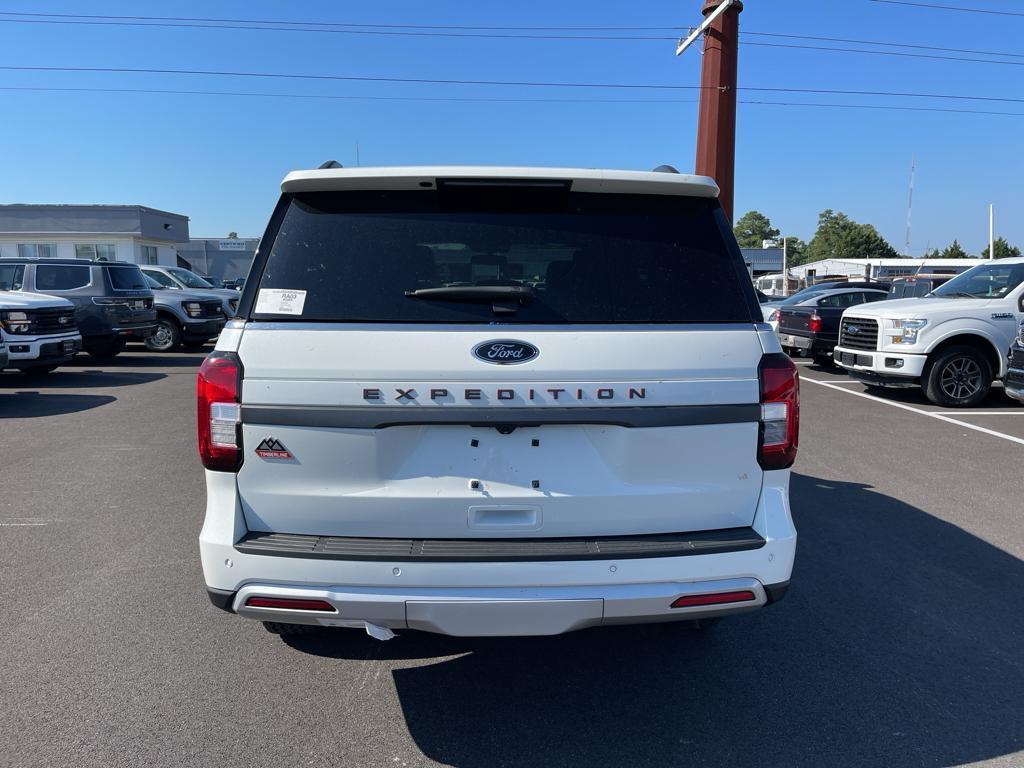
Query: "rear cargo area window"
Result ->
[[252, 189, 756, 324], [107, 265, 148, 291]]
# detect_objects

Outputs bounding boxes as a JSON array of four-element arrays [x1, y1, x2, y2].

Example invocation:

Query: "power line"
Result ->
[[741, 40, 1024, 67], [868, 0, 1024, 17], [743, 30, 1024, 59], [1, 12, 1023, 61], [0, 64, 707, 89], [5, 64, 1024, 104], [0, 11, 690, 30], [2, 85, 1023, 116]]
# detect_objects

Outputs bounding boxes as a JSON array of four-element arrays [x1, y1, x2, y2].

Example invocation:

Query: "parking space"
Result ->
[[795, 359, 1024, 443], [2, 349, 1023, 767]]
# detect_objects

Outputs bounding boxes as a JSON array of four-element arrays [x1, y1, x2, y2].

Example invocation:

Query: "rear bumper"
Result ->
[[199, 471, 797, 636], [112, 322, 158, 339]]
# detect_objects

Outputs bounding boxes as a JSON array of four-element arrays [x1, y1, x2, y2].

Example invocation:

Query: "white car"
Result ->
[[198, 165, 799, 639], [834, 258, 1024, 407], [0, 287, 81, 373]]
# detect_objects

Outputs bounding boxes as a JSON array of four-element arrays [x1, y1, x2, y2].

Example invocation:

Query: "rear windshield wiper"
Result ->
[[405, 285, 535, 306]]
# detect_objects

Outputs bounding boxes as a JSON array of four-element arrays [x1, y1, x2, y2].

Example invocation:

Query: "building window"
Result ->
[[75, 244, 118, 261], [141, 245, 159, 265], [17, 243, 58, 259]]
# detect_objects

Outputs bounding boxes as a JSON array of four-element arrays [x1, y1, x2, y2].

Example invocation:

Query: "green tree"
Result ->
[[980, 237, 1021, 259], [733, 210, 780, 249], [227, 231, 239, 239], [800, 209, 899, 265], [781, 236, 807, 265], [936, 239, 968, 259]]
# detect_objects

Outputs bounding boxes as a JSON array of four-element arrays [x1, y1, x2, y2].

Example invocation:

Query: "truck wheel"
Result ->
[[145, 318, 181, 352], [924, 346, 992, 408], [262, 621, 323, 637], [87, 338, 127, 360]]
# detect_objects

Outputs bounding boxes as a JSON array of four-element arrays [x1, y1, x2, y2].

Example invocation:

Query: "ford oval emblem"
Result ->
[[472, 340, 539, 365]]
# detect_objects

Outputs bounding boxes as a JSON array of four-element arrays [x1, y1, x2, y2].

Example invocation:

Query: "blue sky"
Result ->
[[0, 0, 1021, 254]]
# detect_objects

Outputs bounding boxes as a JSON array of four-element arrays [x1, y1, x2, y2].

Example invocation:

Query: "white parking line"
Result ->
[[801, 376, 1024, 447]]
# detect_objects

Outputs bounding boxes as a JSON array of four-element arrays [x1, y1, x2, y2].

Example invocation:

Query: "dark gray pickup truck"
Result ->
[[777, 287, 889, 366]]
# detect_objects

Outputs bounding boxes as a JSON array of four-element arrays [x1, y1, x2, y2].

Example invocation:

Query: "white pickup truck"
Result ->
[[834, 257, 1024, 407], [0, 289, 82, 373]]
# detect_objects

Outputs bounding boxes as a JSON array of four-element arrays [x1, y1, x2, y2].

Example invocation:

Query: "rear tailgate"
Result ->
[[778, 308, 813, 336], [235, 325, 765, 539]]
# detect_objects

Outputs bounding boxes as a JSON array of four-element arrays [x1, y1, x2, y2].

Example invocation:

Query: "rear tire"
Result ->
[[86, 338, 127, 359], [262, 621, 323, 637], [923, 346, 992, 408], [144, 318, 181, 352]]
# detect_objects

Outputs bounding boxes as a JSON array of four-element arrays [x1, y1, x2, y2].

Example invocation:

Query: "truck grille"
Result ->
[[1010, 345, 1024, 370], [840, 317, 878, 351], [6, 308, 78, 336], [201, 300, 223, 318]]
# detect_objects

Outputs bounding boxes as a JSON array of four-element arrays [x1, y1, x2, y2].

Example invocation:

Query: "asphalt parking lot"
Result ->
[[2, 350, 1022, 768]]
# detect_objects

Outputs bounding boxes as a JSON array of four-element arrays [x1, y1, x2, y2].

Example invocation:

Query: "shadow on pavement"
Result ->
[[284, 473, 1024, 767], [64, 351, 208, 369], [0, 370, 165, 389], [0, 391, 116, 418]]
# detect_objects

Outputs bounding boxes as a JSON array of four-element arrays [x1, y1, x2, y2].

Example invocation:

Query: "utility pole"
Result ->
[[904, 153, 915, 257], [782, 237, 788, 296], [989, 203, 995, 260], [693, 0, 743, 224]]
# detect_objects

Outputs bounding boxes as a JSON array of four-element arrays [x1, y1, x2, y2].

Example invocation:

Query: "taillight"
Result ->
[[758, 353, 799, 470], [808, 313, 822, 333], [244, 597, 336, 612], [768, 310, 779, 323], [197, 351, 242, 471]]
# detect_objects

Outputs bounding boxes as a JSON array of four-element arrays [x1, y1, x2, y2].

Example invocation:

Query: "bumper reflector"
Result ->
[[670, 590, 756, 609], [245, 596, 337, 612]]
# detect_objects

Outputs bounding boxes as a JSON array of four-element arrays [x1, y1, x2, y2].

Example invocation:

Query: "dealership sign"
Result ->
[[218, 240, 247, 251]]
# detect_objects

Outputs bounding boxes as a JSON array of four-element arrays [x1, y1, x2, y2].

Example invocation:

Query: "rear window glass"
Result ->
[[35, 265, 90, 291], [252, 189, 756, 324], [107, 265, 148, 290]]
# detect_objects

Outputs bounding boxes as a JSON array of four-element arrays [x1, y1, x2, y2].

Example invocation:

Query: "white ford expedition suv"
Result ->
[[834, 257, 1024, 407], [198, 165, 799, 639]]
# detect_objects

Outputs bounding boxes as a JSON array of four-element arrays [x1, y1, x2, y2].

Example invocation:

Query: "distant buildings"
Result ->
[[175, 237, 259, 282], [0, 204, 259, 283], [0, 204, 189, 266]]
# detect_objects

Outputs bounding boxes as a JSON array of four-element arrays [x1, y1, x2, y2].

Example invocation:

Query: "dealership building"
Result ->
[[175, 237, 259, 283], [0, 204, 190, 266]]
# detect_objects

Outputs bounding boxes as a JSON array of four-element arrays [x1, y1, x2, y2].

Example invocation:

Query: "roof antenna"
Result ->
[[652, 164, 680, 174], [318, 160, 343, 169]]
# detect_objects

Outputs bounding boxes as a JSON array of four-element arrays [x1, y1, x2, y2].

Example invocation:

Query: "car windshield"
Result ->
[[167, 267, 214, 289], [931, 262, 1024, 299], [779, 291, 825, 306]]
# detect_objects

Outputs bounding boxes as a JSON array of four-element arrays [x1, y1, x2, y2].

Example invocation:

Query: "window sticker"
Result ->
[[255, 288, 307, 315]]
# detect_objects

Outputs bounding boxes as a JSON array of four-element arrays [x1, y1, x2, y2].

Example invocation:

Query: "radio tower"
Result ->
[[905, 153, 915, 257]]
